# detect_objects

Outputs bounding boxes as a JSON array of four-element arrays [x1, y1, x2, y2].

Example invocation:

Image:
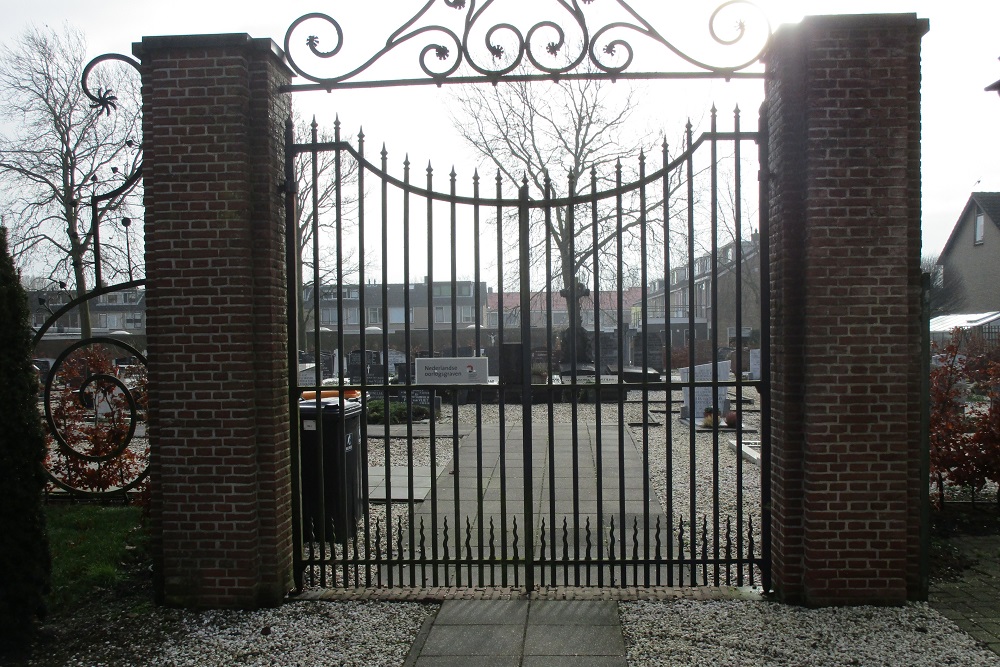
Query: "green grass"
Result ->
[[44, 504, 147, 611]]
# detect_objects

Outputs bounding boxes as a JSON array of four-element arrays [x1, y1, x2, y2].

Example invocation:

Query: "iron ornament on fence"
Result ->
[[282, 0, 772, 91]]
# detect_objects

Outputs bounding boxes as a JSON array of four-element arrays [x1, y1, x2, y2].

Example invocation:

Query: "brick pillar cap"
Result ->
[[795, 12, 929, 34], [132, 34, 290, 71]]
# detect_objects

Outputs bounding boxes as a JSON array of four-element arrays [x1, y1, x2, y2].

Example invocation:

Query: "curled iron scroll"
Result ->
[[282, 0, 770, 89]]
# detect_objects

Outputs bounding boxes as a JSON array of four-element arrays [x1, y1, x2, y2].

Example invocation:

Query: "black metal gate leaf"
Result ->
[[284, 106, 770, 592]]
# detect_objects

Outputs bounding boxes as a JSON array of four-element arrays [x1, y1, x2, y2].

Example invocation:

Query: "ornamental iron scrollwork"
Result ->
[[79, 53, 144, 288], [32, 281, 149, 499], [282, 0, 770, 91]]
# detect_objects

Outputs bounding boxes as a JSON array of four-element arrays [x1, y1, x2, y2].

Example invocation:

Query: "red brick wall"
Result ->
[[764, 14, 928, 605], [133, 34, 293, 608]]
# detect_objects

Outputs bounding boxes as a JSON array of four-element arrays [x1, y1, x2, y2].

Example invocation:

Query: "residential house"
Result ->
[[30, 287, 146, 358], [486, 286, 644, 369], [640, 234, 762, 355], [937, 192, 1000, 313]]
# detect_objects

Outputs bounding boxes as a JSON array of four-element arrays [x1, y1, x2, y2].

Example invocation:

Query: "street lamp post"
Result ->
[[121, 217, 134, 282]]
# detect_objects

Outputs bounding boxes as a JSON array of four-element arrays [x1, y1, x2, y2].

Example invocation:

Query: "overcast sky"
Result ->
[[2, 0, 998, 257]]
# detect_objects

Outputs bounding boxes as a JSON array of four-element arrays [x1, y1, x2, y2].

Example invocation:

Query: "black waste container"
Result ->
[[299, 397, 364, 543]]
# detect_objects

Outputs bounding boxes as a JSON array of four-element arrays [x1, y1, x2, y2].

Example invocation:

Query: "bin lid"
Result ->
[[298, 397, 363, 417]]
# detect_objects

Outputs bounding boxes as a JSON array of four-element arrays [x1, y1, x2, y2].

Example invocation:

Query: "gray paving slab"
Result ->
[[418, 624, 524, 656], [434, 599, 529, 625], [528, 600, 619, 624], [521, 657, 628, 667], [524, 624, 626, 655], [405, 599, 627, 665]]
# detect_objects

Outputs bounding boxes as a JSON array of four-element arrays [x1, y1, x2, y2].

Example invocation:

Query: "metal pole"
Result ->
[[518, 179, 534, 592], [122, 217, 134, 282]]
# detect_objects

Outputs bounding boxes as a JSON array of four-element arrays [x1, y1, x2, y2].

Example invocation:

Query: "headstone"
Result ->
[[749, 348, 761, 381], [500, 343, 522, 384], [679, 360, 731, 421]]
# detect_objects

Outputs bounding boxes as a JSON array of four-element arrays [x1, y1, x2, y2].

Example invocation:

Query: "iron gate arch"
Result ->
[[285, 106, 769, 592]]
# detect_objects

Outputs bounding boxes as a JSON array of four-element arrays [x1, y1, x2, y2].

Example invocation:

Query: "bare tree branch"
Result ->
[[0, 25, 142, 336]]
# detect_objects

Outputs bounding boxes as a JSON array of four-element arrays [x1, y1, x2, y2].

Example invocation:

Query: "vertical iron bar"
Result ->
[[333, 118, 349, 587], [544, 171, 557, 585], [380, 141, 392, 588], [567, 169, 580, 587], [733, 107, 745, 585], [496, 170, 509, 587], [474, 170, 486, 588], [403, 156, 416, 588], [685, 119, 697, 586], [426, 162, 439, 586], [710, 106, 721, 587], [615, 159, 627, 587], [590, 166, 604, 589], [450, 166, 462, 587], [518, 179, 535, 593], [316, 118, 332, 587], [359, 128, 372, 587], [662, 140, 674, 587], [639, 150, 650, 587]]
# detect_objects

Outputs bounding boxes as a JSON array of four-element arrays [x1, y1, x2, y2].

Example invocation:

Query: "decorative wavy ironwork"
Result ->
[[282, 0, 771, 91], [79, 53, 144, 287], [32, 281, 149, 498]]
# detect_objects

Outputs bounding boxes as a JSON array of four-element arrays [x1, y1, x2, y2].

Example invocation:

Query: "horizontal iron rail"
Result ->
[[286, 131, 760, 208], [281, 70, 766, 94]]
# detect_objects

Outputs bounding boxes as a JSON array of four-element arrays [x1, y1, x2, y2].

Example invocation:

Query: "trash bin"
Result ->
[[299, 397, 364, 543]]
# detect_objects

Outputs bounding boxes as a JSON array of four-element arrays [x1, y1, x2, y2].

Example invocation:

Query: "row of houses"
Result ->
[[31, 236, 763, 371]]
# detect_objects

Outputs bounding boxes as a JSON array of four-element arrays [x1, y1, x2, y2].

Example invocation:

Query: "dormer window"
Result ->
[[975, 210, 985, 245]]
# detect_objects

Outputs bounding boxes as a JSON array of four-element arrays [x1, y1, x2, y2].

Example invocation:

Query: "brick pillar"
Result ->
[[764, 14, 928, 605], [133, 34, 293, 608]]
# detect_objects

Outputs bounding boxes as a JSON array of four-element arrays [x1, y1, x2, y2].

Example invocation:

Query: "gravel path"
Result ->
[[621, 599, 1000, 667], [34, 393, 1000, 666], [150, 601, 434, 667]]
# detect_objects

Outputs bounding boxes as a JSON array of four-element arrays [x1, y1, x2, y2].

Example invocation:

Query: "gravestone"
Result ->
[[749, 348, 761, 381], [678, 360, 731, 421]]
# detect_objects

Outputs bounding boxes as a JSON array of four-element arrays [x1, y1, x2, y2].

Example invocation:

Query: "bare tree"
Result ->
[[452, 73, 687, 363], [0, 25, 142, 337]]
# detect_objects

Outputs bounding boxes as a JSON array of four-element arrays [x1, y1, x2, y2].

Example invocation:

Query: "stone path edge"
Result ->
[[289, 585, 765, 603]]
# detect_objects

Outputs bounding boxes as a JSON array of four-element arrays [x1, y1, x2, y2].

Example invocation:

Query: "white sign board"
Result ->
[[415, 357, 489, 385], [679, 361, 730, 421], [749, 349, 761, 381]]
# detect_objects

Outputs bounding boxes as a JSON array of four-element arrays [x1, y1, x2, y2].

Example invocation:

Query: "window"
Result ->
[[388, 307, 407, 324], [975, 211, 985, 245], [320, 308, 337, 325], [126, 313, 143, 329], [434, 306, 449, 323], [367, 307, 382, 324], [346, 308, 359, 325], [99, 313, 123, 329], [459, 305, 475, 323]]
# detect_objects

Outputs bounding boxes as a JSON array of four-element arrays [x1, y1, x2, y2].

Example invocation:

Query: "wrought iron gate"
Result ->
[[281, 0, 772, 592], [284, 107, 770, 591]]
